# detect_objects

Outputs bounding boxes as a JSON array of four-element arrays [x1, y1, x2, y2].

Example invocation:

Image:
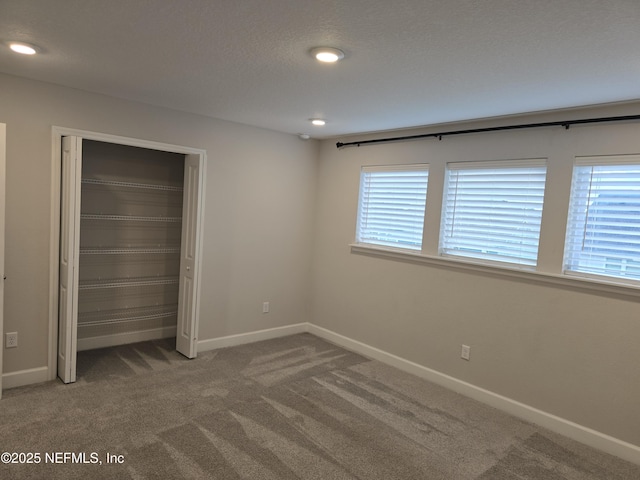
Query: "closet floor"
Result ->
[[76, 338, 185, 383]]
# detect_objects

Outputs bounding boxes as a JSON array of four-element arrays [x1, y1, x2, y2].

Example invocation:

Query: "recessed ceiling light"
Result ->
[[310, 119, 326, 126], [310, 47, 344, 63], [9, 42, 38, 55]]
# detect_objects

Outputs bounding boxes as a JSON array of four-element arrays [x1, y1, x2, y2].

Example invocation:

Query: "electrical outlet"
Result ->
[[262, 302, 270, 314], [461, 344, 470, 361], [5, 332, 18, 348]]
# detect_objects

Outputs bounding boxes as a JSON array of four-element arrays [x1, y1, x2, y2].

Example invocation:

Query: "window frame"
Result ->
[[438, 158, 548, 269], [355, 164, 429, 252], [563, 154, 640, 285], [350, 152, 640, 300]]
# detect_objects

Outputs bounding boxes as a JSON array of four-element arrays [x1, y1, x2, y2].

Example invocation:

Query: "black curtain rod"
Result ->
[[335, 114, 640, 149]]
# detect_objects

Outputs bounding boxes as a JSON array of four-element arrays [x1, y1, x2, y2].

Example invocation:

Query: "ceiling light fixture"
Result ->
[[9, 42, 38, 55], [310, 47, 344, 63], [310, 119, 326, 126]]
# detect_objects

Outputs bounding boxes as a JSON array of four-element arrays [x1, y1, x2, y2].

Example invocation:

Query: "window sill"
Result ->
[[349, 243, 640, 300]]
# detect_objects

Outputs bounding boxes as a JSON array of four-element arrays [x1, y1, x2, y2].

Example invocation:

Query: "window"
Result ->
[[564, 156, 640, 283], [356, 165, 429, 251], [440, 159, 547, 267]]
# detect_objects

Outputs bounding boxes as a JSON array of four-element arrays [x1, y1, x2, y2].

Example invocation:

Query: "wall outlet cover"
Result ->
[[5, 332, 18, 348]]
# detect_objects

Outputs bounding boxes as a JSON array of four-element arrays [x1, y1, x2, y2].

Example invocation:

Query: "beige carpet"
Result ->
[[0, 333, 638, 479]]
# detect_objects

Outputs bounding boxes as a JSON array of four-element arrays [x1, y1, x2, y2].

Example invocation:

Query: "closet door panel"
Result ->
[[176, 154, 201, 358], [58, 136, 82, 384]]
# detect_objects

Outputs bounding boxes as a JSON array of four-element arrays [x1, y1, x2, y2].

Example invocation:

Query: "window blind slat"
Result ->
[[440, 160, 547, 267]]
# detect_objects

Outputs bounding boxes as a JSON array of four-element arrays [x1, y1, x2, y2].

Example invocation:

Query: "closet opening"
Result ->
[[77, 140, 184, 352], [52, 130, 205, 384]]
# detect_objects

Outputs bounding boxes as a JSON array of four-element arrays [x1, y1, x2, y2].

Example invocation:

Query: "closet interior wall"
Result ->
[[78, 140, 185, 351]]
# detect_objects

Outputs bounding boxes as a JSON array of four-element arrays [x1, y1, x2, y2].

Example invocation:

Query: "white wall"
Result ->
[[0, 73, 318, 374], [312, 104, 640, 447]]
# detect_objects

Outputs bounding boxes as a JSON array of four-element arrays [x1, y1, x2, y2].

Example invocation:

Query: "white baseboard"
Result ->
[[197, 323, 308, 352], [2, 366, 50, 390], [307, 323, 640, 465], [77, 327, 176, 352]]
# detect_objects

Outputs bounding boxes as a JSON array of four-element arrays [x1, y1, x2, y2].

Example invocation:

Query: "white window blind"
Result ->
[[564, 156, 640, 282], [440, 159, 547, 266], [356, 165, 429, 250]]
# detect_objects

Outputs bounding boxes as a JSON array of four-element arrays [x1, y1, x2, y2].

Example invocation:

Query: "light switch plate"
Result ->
[[461, 344, 470, 360]]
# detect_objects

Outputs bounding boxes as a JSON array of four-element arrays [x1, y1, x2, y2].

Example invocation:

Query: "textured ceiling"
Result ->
[[1, 0, 639, 138]]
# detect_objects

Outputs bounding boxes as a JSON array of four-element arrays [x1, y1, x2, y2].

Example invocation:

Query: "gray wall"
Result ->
[[2, 70, 639, 448], [0, 73, 318, 373], [312, 105, 640, 446]]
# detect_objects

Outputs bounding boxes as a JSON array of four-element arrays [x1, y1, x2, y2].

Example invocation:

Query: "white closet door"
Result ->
[[176, 154, 202, 358], [58, 136, 82, 383], [0, 124, 6, 397]]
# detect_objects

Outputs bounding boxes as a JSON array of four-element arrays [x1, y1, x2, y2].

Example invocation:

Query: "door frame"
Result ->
[[0, 124, 6, 397], [48, 127, 207, 381]]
